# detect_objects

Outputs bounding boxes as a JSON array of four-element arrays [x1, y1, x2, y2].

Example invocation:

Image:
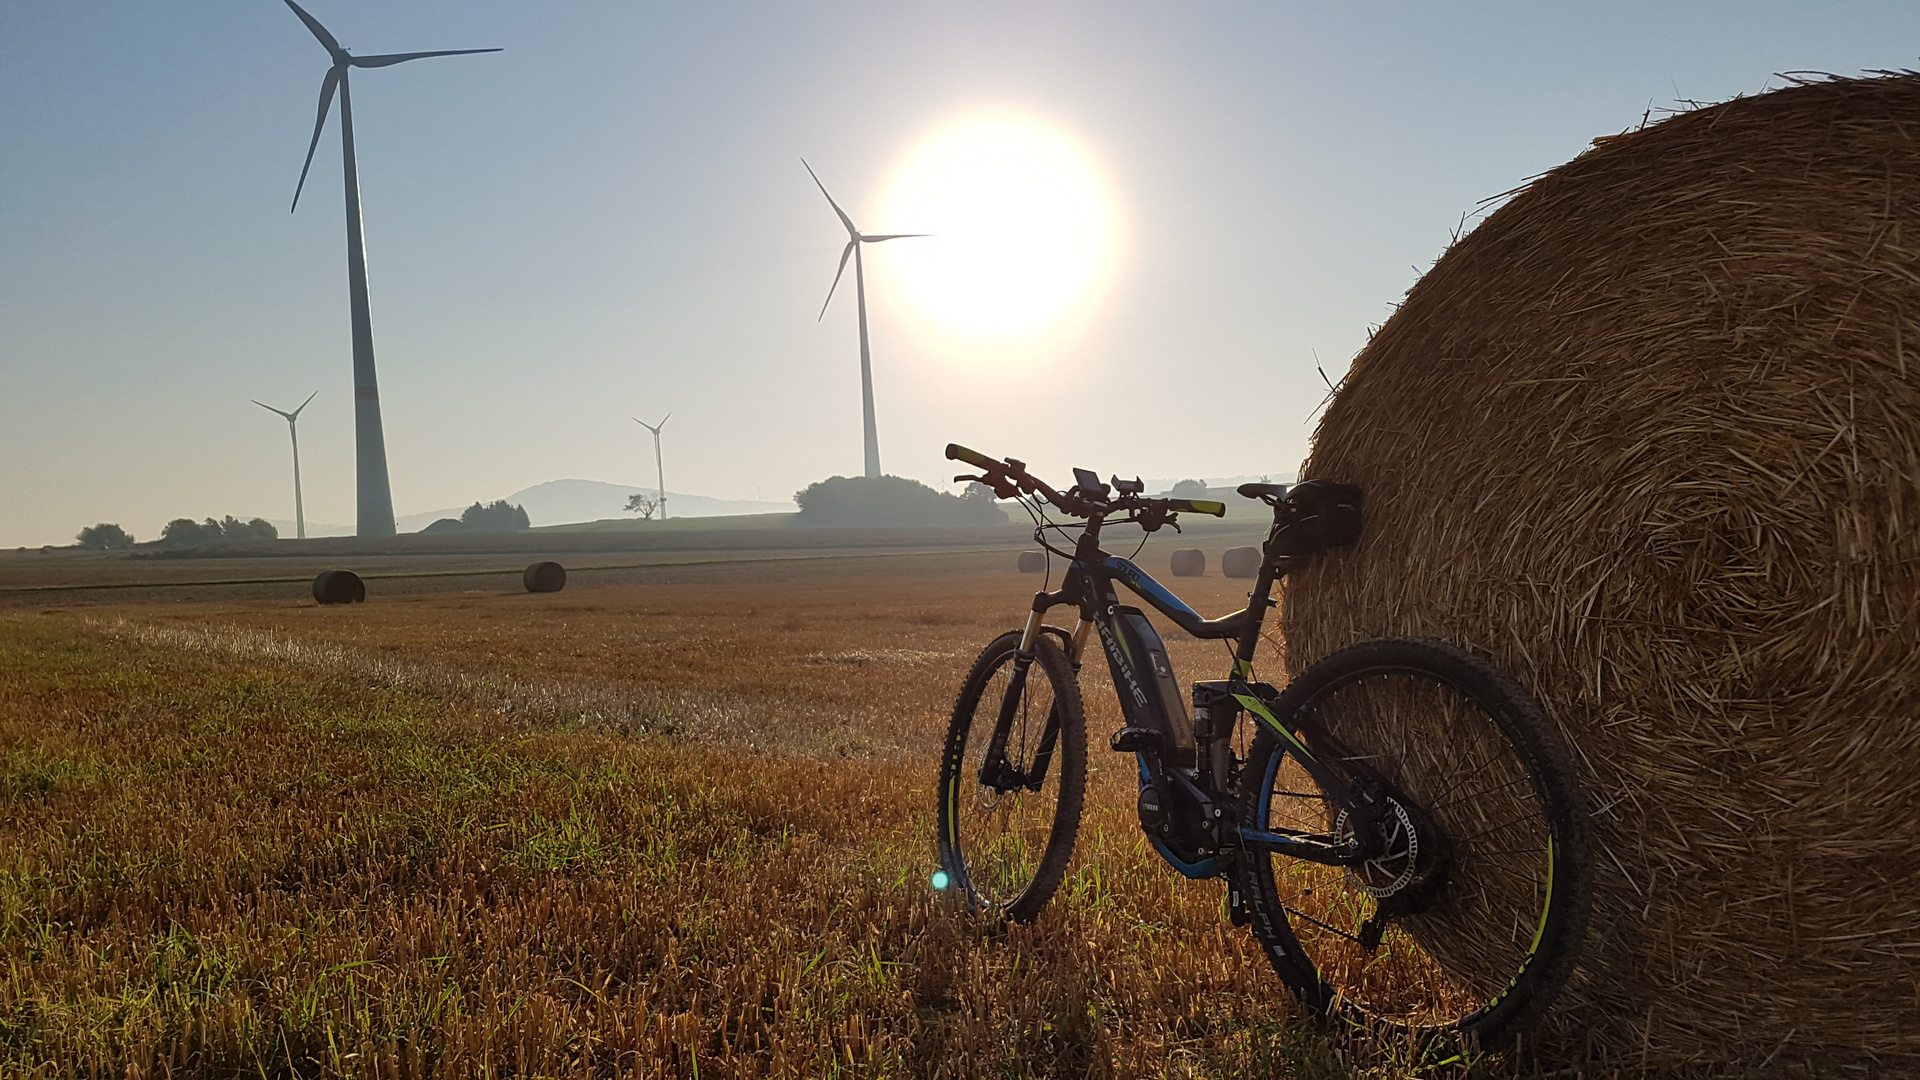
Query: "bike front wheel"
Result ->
[[936, 630, 1087, 922], [1235, 637, 1593, 1045]]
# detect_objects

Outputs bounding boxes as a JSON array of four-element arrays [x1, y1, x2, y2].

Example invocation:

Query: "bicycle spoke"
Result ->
[[1430, 773, 1532, 813]]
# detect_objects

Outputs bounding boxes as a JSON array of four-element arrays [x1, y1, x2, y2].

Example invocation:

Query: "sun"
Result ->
[[875, 110, 1122, 347]]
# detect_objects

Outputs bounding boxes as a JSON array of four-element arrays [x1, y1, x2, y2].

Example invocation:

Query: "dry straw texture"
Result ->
[[1286, 74, 1920, 1070]]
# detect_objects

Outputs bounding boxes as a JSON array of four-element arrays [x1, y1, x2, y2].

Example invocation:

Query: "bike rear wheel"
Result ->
[[936, 631, 1087, 922], [1235, 637, 1593, 1044]]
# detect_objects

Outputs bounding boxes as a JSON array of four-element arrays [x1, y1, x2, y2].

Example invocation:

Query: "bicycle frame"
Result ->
[[981, 501, 1390, 880]]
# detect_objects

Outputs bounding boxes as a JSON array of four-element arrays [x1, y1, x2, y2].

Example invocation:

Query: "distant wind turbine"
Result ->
[[253, 391, 318, 539], [804, 160, 925, 480], [280, 0, 500, 537], [633, 414, 670, 520]]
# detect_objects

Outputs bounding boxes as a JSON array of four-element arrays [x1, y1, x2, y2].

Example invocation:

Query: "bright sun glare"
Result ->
[[876, 111, 1121, 346]]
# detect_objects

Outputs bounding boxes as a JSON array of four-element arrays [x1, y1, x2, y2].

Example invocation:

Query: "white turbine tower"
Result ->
[[253, 391, 318, 539], [633, 414, 670, 520], [804, 160, 925, 479], [281, 0, 499, 536]]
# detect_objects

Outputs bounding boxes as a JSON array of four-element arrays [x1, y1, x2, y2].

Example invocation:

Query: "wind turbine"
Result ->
[[632, 414, 670, 520], [804, 160, 925, 480], [281, 0, 500, 537], [253, 391, 318, 539]]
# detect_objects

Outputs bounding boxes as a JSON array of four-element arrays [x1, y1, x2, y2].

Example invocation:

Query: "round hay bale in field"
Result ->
[[1169, 549, 1205, 577], [1017, 550, 1046, 573], [312, 570, 364, 605], [523, 561, 567, 593], [1285, 74, 1920, 1068], [1221, 546, 1261, 579]]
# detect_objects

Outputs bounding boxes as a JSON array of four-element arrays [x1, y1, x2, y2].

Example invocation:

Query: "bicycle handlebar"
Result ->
[[945, 443, 998, 473], [1163, 498, 1227, 518], [944, 443, 1226, 519]]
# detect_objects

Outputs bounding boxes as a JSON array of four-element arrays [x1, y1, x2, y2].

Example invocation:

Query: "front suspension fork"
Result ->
[[977, 612, 1079, 793]]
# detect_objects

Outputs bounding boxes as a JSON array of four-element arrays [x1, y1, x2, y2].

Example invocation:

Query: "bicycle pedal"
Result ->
[[1110, 726, 1163, 753]]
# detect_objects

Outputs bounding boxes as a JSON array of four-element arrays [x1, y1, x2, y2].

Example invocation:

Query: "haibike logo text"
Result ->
[[1097, 619, 1151, 710]]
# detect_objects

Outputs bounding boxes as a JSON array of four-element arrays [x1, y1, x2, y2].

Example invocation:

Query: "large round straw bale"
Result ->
[[1221, 546, 1261, 579], [312, 569, 364, 605], [1284, 75, 1920, 1068], [1017, 550, 1046, 573], [1169, 549, 1205, 577], [523, 561, 567, 593]]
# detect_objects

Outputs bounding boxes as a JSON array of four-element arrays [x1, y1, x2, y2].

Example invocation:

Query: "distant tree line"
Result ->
[[71, 517, 281, 551], [793, 475, 1008, 527], [159, 516, 279, 546]]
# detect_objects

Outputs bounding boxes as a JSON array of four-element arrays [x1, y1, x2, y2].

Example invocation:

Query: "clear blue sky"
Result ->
[[4, 2, 1916, 545]]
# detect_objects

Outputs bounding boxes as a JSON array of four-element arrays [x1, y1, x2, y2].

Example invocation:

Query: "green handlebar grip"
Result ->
[[1170, 499, 1227, 517], [945, 443, 998, 471]]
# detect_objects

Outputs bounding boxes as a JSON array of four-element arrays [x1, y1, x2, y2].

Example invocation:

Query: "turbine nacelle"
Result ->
[[252, 389, 318, 423]]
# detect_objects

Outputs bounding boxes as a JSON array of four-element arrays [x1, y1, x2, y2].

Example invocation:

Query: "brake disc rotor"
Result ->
[[1334, 799, 1419, 898]]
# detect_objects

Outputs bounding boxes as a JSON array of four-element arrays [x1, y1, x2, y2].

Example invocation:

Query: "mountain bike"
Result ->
[[933, 444, 1594, 1044]]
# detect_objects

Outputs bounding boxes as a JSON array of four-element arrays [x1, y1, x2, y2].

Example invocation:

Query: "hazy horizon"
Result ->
[[7, 2, 1919, 547]]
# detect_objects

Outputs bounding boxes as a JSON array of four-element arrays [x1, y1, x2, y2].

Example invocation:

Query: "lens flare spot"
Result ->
[[930, 869, 951, 890]]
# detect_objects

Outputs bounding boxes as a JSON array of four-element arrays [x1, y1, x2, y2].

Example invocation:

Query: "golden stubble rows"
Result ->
[[0, 558, 1379, 1078]]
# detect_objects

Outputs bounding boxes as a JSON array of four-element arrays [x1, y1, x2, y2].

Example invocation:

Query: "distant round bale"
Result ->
[[1169, 549, 1205, 577], [1284, 75, 1920, 1069], [312, 569, 364, 605], [1221, 546, 1261, 579], [523, 561, 567, 593], [1017, 550, 1046, 573]]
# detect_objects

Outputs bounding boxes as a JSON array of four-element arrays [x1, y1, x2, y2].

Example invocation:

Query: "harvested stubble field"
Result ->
[[0, 548, 1460, 1078]]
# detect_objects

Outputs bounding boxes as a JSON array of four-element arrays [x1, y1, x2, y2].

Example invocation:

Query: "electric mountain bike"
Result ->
[[933, 444, 1594, 1044]]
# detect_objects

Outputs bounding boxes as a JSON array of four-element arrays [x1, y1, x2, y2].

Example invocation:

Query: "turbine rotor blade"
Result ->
[[351, 47, 502, 68], [291, 390, 318, 418], [291, 65, 341, 213], [282, 0, 342, 57], [819, 239, 855, 320], [252, 400, 295, 420], [802, 159, 858, 237], [861, 233, 929, 242]]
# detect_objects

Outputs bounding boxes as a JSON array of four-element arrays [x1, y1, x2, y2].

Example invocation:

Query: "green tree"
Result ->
[[794, 475, 1009, 527], [624, 493, 661, 520], [461, 500, 531, 532], [1171, 479, 1208, 498], [74, 523, 133, 550], [218, 516, 279, 542], [159, 518, 216, 546]]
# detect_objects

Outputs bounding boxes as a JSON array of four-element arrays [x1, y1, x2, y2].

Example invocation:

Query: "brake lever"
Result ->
[[954, 472, 1020, 500]]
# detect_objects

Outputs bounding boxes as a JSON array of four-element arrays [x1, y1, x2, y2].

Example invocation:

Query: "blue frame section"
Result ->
[[1099, 556, 1210, 634]]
